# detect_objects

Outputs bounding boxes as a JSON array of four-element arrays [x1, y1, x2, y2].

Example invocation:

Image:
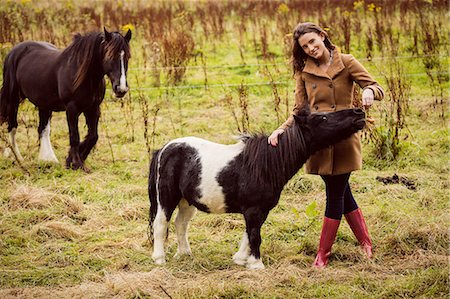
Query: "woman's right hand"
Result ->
[[268, 128, 285, 147]]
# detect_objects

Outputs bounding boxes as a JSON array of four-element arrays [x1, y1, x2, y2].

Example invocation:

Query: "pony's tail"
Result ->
[[147, 149, 161, 245], [0, 46, 24, 126]]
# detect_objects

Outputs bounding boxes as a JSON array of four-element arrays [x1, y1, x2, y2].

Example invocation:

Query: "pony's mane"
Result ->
[[241, 124, 309, 189], [62, 32, 104, 90]]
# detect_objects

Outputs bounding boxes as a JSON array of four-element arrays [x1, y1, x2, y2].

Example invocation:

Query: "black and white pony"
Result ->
[[148, 107, 366, 269], [0, 28, 131, 171]]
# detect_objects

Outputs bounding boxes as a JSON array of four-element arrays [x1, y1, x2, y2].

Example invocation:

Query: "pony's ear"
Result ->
[[293, 104, 310, 125], [104, 27, 112, 42], [124, 29, 132, 42]]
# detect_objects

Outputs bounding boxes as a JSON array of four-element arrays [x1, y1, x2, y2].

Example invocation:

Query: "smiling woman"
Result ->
[[268, 22, 385, 268]]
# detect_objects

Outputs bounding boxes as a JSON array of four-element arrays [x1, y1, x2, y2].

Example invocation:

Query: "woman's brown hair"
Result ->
[[292, 22, 335, 74]]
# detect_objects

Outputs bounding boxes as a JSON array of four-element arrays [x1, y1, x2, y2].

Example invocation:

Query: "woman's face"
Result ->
[[298, 32, 328, 60]]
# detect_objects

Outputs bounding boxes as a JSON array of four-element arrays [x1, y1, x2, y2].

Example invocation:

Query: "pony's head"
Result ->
[[102, 28, 132, 98], [294, 105, 366, 154]]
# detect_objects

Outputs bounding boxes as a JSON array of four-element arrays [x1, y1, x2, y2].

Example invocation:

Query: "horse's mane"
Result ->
[[62, 31, 130, 91], [62, 32, 104, 90], [241, 124, 309, 189]]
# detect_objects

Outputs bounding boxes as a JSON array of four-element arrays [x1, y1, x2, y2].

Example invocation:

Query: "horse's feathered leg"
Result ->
[[244, 207, 269, 270], [79, 107, 100, 162], [38, 110, 58, 163], [65, 102, 84, 171], [174, 199, 196, 258]]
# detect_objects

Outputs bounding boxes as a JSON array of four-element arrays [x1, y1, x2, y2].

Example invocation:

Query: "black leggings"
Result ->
[[320, 173, 358, 220]]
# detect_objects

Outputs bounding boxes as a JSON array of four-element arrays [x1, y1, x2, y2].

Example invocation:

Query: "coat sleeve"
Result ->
[[279, 72, 308, 130], [345, 54, 384, 101]]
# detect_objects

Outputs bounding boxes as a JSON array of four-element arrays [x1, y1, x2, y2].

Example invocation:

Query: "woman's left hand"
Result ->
[[362, 88, 374, 107]]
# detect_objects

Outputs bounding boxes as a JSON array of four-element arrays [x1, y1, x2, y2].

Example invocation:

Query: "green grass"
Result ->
[[0, 1, 449, 298]]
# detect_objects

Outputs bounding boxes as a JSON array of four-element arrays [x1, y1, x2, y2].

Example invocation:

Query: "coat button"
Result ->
[[331, 104, 336, 109], [314, 105, 319, 110], [312, 84, 317, 89], [329, 83, 333, 88]]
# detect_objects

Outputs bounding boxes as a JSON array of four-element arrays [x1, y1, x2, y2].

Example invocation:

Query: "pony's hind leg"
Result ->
[[174, 199, 197, 258], [152, 206, 169, 265], [233, 231, 250, 266], [38, 110, 58, 163]]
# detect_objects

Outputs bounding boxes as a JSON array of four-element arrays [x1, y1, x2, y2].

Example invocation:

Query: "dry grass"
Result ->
[[8, 184, 83, 214], [0, 0, 448, 298]]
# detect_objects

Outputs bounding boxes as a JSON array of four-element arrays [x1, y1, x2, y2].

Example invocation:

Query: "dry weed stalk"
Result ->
[[222, 94, 242, 133], [369, 59, 410, 161], [238, 83, 250, 133]]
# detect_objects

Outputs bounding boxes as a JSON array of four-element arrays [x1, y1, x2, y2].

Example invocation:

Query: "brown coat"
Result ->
[[279, 49, 384, 175]]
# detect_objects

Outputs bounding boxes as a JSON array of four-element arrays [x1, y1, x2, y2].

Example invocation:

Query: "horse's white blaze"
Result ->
[[180, 137, 245, 213], [233, 232, 250, 265], [38, 121, 58, 163], [4, 128, 24, 161], [118, 50, 127, 92]]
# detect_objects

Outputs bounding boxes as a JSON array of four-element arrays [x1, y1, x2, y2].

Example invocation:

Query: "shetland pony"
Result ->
[[148, 107, 366, 269], [0, 28, 131, 171]]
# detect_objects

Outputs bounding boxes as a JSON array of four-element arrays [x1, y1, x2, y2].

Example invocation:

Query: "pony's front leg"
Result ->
[[244, 208, 269, 270], [152, 207, 169, 265], [65, 103, 85, 171], [174, 199, 196, 258], [233, 231, 250, 266]]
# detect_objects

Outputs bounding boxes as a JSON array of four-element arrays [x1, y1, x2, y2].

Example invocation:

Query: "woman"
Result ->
[[268, 22, 384, 268]]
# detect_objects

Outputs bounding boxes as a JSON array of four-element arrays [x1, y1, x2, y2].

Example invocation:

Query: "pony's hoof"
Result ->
[[152, 256, 166, 265], [246, 256, 265, 270], [232, 253, 248, 266], [174, 250, 192, 259]]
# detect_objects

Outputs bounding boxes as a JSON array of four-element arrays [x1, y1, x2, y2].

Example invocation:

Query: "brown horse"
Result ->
[[0, 28, 131, 171]]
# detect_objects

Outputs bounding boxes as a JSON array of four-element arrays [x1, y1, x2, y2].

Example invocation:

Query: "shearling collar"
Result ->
[[303, 48, 345, 79]]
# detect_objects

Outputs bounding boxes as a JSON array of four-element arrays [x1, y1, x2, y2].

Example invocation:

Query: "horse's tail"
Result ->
[[0, 45, 26, 126], [147, 149, 161, 245]]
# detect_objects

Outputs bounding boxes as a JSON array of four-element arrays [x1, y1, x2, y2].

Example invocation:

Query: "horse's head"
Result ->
[[294, 105, 366, 153], [102, 28, 132, 98]]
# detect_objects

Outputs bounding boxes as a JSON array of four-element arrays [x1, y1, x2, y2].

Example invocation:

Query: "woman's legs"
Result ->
[[314, 173, 372, 267], [313, 173, 350, 268]]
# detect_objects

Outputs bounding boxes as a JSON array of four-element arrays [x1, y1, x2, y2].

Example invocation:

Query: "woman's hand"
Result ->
[[268, 128, 285, 146], [362, 88, 374, 107]]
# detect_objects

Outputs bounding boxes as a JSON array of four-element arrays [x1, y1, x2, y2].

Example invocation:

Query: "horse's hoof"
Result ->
[[38, 154, 59, 163], [4, 148, 24, 161], [246, 256, 265, 270]]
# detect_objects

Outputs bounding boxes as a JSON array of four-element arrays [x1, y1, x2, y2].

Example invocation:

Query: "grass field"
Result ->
[[0, 1, 448, 298]]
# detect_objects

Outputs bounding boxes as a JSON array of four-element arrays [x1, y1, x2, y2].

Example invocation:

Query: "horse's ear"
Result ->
[[124, 29, 132, 42], [104, 27, 112, 42]]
